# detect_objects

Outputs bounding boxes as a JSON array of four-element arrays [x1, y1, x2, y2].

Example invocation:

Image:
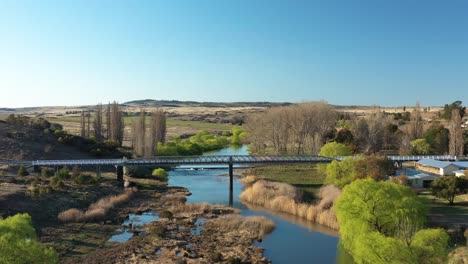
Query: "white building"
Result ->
[[407, 173, 440, 189], [453, 170, 466, 177], [416, 159, 460, 176]]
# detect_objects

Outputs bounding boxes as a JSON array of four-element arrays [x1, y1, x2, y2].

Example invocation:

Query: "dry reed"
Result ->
[[239, 181, 341, 230], [58, 188, 136, 222], [205, 215, 275, 238]]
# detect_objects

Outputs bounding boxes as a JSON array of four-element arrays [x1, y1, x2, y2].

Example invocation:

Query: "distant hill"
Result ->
[[123, 99, 292, 108]]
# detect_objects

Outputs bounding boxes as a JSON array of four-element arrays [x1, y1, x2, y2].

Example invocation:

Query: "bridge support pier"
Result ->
[[229, 162, 233, 207], [116, 165, 123, 183]]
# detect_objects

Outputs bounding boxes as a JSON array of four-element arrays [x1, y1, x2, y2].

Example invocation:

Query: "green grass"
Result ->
[[419, 193, 468, 227], [248, 164, 325, 202]]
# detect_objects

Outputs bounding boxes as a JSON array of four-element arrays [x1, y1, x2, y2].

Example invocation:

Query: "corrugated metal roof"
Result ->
[[407, 173, 439, 180], [416, 159, 454, 168], [452, 162, 468, 169]]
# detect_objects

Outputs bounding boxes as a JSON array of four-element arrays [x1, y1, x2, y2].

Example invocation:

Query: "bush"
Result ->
[[73, 174, 96, 185], [41, 167, 54, 177], [152, 168, 168, 181], [55, 167, 70, 180], [50, 176, 64, 190], [54, 130, 66, 137], [17, 165, 29, 177], [157, 210, 173, 219]]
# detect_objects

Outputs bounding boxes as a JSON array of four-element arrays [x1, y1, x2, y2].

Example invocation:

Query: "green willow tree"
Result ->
[[0, 213, 58, 263], [335, 179, 449, 264]]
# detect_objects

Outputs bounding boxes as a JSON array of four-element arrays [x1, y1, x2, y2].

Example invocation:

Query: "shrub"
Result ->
[[157, 210, 173, 219], [54, 130, 66, 137], [71, 166, 80, 178], [41, 167, 54, 177], [145, 222, 166, 237], [152, 168, 168, 181], [55, 167, 70, 180], [17, 165, 29, 177], [207, 252, 224, 262], [73, 174, 96, 185]]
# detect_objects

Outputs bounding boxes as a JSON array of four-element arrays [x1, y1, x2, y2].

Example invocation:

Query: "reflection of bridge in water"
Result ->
[[1, 155, 466, 205]]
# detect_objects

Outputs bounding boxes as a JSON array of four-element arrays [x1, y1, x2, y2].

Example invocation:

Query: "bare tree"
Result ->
[[80, 111, 86, 138], [106, 103, 111, 139], [110, 101, 124, 146], [132, 110, 146, 157], [86, 112, 91, 138], [153, 108, 166, 145], [245, 102, 337, 154], [408, 102, 423, 140], [449, 109, 463, 156], [352, 111, 392, 154], [93, 103, 103, 141]]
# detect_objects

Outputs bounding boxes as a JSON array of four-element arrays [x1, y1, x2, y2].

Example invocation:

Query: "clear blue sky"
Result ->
[[1, 0, 467, 107]]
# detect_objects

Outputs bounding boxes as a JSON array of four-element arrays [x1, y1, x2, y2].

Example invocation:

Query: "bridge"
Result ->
[[1, 154, 466, 206]]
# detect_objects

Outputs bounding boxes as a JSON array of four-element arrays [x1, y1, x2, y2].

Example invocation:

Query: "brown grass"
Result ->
[[205, 215, 275, 238], [239, 181, 341, 230], [168, 203, 240, 217], [58, 188, 136, 222], [240, 175, 261, 185]]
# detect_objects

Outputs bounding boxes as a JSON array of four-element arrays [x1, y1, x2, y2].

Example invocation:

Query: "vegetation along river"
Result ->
[[170, 145, 347, 263]]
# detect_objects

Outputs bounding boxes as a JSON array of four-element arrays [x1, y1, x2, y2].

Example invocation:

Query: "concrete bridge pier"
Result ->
[[116, 165, 124, 183], [229, 158, 234, 207]]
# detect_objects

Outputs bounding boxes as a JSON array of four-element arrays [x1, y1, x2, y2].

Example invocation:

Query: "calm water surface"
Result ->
[[169, 146, 344, 264]]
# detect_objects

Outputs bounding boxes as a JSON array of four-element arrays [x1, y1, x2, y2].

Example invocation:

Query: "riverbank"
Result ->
[[0, 168, 277, 263]]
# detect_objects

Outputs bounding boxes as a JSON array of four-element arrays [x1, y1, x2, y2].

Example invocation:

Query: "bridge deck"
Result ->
[[0, 155, 465, 167]]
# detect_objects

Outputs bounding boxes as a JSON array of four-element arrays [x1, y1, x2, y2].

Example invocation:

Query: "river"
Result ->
[[169, 145, 345, 263]]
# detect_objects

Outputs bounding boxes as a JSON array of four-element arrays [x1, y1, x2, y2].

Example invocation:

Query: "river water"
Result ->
[[169, 146, 345, 263]]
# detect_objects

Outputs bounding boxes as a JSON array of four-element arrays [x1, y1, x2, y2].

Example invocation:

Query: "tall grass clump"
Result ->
[[204, 215, 275, 238], [239, 180, 341, 230], [58, 188, 136, 222]]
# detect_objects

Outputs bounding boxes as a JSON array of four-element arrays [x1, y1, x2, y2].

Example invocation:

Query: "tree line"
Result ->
[[246, 101, 467, 156]]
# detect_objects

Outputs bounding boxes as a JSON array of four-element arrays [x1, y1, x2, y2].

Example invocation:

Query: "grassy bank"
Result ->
[[244, 164, 325, 202], [419, 193, 468, 228]]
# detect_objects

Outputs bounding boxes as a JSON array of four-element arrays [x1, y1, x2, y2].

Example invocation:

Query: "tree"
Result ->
[[324, 158, 358, 188], [17, 165, 28, 176], [351, 111, 392, 154], [152, 108, 166, 145], [0, 213, 58, 263], [109, 101, 124, 146], [132, 110, 146, 157], [423, 123, 449, 155], [410, 138, 431, 155], [353, 154, 395, 181], [106, 103, 111, 139], [80, 111, 86, 138], [409, 102, 423, 140], [464, 130, 468, 155], [449, 109, 464, 156], [246, 102, 337, 154], [440, 101, 465, 119], [431, 176, 468, 204], [319, 142, 352, 157], [93, 103, 103, 141], [152, 168, 168, 181], [335, 179, 448, 264]]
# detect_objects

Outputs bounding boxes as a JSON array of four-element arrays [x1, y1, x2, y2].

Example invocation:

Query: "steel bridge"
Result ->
[[1, 154, 466, 206], [0, 154, 463, 167]]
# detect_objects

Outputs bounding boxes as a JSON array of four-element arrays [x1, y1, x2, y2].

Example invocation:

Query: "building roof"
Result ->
[[407, 173, 439, 180], [417, 159, 454, 169], [452, 162, 468, 169]]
